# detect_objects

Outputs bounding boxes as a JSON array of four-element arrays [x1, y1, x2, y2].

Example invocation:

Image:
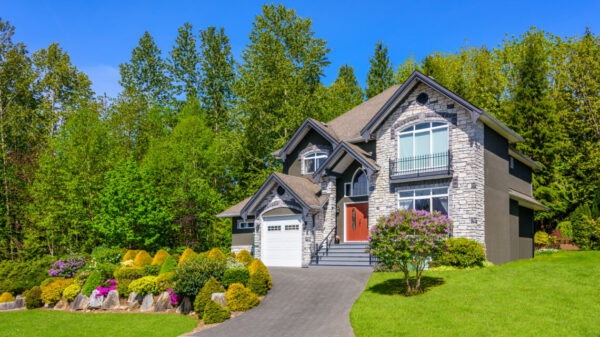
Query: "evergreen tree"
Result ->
[[323, 64, 363, 119], [169, 23, 201, 100], [199, 27, 236, 133], [393, 55, 420, 84], [365, 41, 393, 99]]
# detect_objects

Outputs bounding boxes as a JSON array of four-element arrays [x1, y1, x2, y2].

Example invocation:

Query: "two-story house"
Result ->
[[218, 71, 547, 267]]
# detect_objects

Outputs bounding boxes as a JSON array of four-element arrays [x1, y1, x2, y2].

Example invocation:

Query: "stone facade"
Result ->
[[370, 83, 486, 244]]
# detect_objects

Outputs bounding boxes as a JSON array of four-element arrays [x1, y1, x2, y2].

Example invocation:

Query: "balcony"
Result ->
[[389, 151, 452, 183]]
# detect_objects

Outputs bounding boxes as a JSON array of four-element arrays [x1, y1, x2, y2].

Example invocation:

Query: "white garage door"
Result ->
[[262, 215, 303, 267]]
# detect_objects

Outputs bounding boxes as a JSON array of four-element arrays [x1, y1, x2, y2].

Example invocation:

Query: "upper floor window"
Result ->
[[398, 122, 448, 169], [398, 187, 448, 215], [303, 152, 327, 174]]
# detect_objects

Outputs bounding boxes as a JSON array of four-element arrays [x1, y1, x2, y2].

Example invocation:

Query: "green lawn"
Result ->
[[351, 251, 600, 337], [0, 310, 198, 337]]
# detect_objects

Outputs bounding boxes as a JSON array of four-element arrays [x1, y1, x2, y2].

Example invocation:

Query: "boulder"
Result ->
[[176, 297, 192, 315], [127, 292, 142, 309], [102, 290, 120, 310], [140, 294, 154, 312], [0, 302, 8, 310], [54, 298, 69, 310], [15, 296, 24, 309], [154, 292, 171, 312], [87, 290, 104, 309], [70, 294, 89, 311], [211, 292, 226, 308]]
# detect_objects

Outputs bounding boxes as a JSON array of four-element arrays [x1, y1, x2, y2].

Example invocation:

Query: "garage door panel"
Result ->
[[262, 216, 302, 267]]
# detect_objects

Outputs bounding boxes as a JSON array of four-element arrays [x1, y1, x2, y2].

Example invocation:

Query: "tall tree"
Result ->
[[323, 64, 363, 119], [199, 27, 236, 133], [394, 55, 420, 84], [365, 41, 393, 99], [169, 23, 201, 100]]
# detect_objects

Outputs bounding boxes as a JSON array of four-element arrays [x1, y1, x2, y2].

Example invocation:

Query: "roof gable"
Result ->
[[274, 118, 339, 160], [313, 141, 378, 182]]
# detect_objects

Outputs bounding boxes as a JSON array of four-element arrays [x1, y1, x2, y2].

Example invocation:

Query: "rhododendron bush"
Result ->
[[368, 209, 452, 295]]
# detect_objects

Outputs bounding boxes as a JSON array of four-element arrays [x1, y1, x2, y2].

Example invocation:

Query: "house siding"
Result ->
[[231, 216, 255, 253], [370, 82, 485, 245], [509, 157, 533, 196], [283, 129, 333, 178]]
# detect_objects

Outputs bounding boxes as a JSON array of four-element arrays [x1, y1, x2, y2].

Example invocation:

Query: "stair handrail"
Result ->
[[312, 227, 336, 265]]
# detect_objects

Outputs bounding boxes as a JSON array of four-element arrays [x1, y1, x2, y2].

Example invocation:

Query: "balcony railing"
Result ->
[[390, 151, 451, 179]]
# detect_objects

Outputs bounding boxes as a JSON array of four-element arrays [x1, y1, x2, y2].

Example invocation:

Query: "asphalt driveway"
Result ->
[[184, 267, 372, 337]]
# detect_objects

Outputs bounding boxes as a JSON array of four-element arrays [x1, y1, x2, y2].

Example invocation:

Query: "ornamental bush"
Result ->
[[159, 255, 177, 275], [134, 250, 153, 267], [95, 279, 117, 297], [48, 256, 87, 278], [63, 283, 81, 301], [172, 257, 226, 298], [156, 272, 174, 293], [436, 237, 486, 268], [41, 279, 73, 305], [0, 292, 15, 303], [556, 221, 573, 239], [0, 255, 54, 295], [114, 267, 143, 295], [122, 250, 138, 263], [225, 283, 260, 311], [235, 250, 253, 266], [226, 252, 236, 259], [128, 276, 158, 296], [178, 248, 197, 265], [194, 277, 225, 316], [203, 300, 230, 324], [571, 215, 600, 250], [25, 286, 42, 309], [152, 249, 170, 266], [41, 277, 63, 288], [91, 246, 126, 264], [141, 264, 161, 276], [81, 270, 103, 296], [248, 260, 271, 296], [368, 209, 452, 295], [223, 268, 250, 288], [207, 248, 226, 261]]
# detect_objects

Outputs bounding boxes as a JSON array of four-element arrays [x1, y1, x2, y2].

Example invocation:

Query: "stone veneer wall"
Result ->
[[370, 82, 486, 245]]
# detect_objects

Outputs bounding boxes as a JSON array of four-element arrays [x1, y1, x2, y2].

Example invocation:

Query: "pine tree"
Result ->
[[393, 55, 420, 84], [199, 27, 236, 133], [324, 64, 363, 119], [365, 41, 393, 99], [169, 23, 201, 100]]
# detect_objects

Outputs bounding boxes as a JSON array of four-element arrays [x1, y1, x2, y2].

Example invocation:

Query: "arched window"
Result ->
[[303, 152, 327, 174], [351, 169, 368, 196]]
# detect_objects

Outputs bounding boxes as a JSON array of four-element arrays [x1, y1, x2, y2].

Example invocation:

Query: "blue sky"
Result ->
[[3, 0, 599, 98]]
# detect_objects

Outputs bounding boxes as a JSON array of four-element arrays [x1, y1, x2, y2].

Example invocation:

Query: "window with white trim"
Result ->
[[237, 221, 255, 230], [398, 187, 448, 215], [303, 152, 328, 174], [398, 122, 449, 169]]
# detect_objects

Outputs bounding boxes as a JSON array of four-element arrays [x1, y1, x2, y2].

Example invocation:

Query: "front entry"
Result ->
[[345, 202, 369, 242]]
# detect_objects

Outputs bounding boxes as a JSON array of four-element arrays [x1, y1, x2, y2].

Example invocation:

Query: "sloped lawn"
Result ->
[[350, 251, 600, 337], [0, 310, 197, 337]]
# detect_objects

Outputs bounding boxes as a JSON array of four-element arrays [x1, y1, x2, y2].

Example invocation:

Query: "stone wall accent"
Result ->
[[370, 82, 486, 245]]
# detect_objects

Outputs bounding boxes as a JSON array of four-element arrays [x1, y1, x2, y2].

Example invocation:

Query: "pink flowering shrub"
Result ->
[[95, 279, 117, 297], [368, 209, 452, 295], [48, 256, 87, 278], [167, 287, 180, 306]]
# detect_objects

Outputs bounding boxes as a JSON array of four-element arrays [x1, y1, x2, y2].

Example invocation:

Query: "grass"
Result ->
[[350, 251, 600, 337], [0, 310, 198, 337]]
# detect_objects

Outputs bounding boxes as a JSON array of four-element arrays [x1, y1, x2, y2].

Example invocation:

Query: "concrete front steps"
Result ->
[[310, 242, 376, 267]]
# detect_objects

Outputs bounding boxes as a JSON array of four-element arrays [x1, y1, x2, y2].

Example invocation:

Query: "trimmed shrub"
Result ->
[[152, 249, 170, 266], [141, 264, 161, 276], [114, 267, 143, 295], [248, 260, 271, 296], [159, 255, 177, 275], [178, 248, 197, 265], [94, 262, 119, 280], [134, 250, 153, 267], [436, 238, 486, 268], [193, 277, 225, 316], [0, 255, 54, 295], [122, 250, 138, 262], [41, 277, 63, 288], [0, 292, 15, 303], [225, 283, 260, 311], [91, 246, 126, 264], [534, 231, 555, 248], [128, 276, 158, 296], [226, 252, 236, 259], [203, 300, 230, 324], [156, 272, 174, 293], [172, 257, 226, 298], [81, 270, 103, 296], [41, 279, 73, 305], [235, 250, 253, 267], [63, 283, 81, 301], [572, 215, 600, 250], [222, 268, 250, 288], [25, 286, 42, 309], [207, 248, 226, 261]]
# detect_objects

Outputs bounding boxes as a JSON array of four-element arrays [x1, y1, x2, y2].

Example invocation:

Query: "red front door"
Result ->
[[346, 202, 369, 241]]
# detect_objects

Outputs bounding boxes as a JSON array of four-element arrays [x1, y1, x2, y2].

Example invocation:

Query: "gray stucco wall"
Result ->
[[231, 216, 255, 247], [283, 129, 332, 177], [509, 157, 533, 196]]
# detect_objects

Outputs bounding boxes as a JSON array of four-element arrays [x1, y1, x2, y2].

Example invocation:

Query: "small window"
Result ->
[[267, 225, 281, 231], [285, 224, 299, 231], [416, 92, 429, 105], [344, 183, 351, 197], [509, 157, 515, 169], [303, 152, 328, 174], [237, 221, 255, 230]]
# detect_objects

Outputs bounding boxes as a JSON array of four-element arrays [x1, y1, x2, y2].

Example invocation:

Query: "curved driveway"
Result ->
[[185, 267, 372, 337]]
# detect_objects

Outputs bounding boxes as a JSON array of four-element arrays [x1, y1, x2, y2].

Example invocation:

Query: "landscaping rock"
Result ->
[[54, 298, 69, 310], [127, 292, 142, 309], [15, 296, 24, 309], [87, 290, 103, 309], [211, 292, 226, 308], [102, 290, 120, 310], [140, 294, 154, 312], [154, 292, 171, 312], [70, 294, 89, 311], [176, 297, 192, 314]]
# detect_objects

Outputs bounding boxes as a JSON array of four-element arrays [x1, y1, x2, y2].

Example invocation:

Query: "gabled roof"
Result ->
[[359, 70, 524, 143], [313, 141, 378, 181], [239, 172, 327, 219], [272, 118, 339, 160], [216, 197, 251, 218]]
